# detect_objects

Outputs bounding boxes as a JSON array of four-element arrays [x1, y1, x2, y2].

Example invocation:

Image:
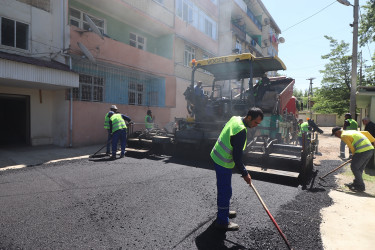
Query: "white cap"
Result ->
[[111, 105, 118, 110]]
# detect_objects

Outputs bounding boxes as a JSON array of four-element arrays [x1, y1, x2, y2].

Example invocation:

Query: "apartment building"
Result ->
[[0, 0, 79, 147], [0, 0, 282, 147]]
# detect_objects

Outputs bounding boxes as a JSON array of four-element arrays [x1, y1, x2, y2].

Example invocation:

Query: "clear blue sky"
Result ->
[[261, 0, 374, 92]]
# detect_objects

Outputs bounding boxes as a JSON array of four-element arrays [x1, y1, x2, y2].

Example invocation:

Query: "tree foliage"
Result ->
[[313, 36, 351, 115], [359, 0, 375, 46]]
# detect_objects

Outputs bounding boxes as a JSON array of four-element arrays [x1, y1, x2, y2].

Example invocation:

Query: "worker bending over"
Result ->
[[332, 127, 374, 192], [108, 111, 132, 160], [211, 107, 263, 231]]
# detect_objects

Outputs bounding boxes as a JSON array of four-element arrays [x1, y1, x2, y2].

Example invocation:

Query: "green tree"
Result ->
[[313, 36, 351, 115], [359, 0, 375, 46]]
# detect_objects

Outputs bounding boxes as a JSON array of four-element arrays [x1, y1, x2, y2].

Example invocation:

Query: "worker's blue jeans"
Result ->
[[214, 162, 232, 225], [106, 130, 111, 154], [112, 129, 127, 157]]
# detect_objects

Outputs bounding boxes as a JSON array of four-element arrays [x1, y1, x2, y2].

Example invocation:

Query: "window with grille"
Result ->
[[129, 32, 146, 50], [71, 74, 104, 102], [0, 17, 29, 50], [69, 8, 105, 35], [184, 45, 195, 67], [128, 81, 144, 105]]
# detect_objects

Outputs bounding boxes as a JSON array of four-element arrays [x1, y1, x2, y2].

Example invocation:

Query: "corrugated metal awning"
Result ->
[[0, 53, 79, 89]]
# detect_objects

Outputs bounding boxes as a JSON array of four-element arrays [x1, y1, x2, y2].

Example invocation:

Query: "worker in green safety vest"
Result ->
[[210, 107, 263, 231], [332, 127, 375, 192], [104, 105, 118, 155], [108, 111, 132, 160], [297, 118, 311, 146], [145, 110, 154, 131], [340, 113, 358, 159]]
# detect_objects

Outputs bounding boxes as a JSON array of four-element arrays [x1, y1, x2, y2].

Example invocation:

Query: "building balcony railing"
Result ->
[[231, 22, 246, 41], [246, 8, 262, 31]]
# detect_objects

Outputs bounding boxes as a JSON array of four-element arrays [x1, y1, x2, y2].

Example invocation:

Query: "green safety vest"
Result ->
[[145, 115, 153, 129], [346, 118, 358, 130], [104, 112, 110, 130], [298, 122, 309, 137], [342, 130, 374, 153], [210, 116, 247, 169], [110, 114, 127, 133]]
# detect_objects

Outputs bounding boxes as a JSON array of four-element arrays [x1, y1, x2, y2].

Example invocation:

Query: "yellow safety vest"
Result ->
[[145, 115, 153, 129], [110, 114, 127, 133], [342, 130, 374, 154], [104, 112, 111, 129], [210, 116, 247, 169]]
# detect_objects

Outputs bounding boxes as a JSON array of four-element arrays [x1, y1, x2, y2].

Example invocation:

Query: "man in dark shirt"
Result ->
[[362, 117, 375, 137], [210, 107, 263, 231]]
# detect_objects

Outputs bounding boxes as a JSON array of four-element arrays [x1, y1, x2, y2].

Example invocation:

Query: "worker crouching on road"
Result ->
[[108, 111, 132, 160], [332, 127, 375, 192], [211, 107, 263, 231]]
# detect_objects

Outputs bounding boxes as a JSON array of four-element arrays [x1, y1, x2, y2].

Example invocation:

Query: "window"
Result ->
[[235, 39, 242, 54], [69, 8, 105, 35], [153, 0, 164, 4], [129, 32, 146, 50], [128, 81, 144, 105], [184, 45, 195, 67], [72, 74, 104, 102], [0, 17, 29, 50], [176, 1, 217, 40]]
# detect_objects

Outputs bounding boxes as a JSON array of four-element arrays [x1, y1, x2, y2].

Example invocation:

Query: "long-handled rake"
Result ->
[[250, 183, 293, 250], [318, 159, 352, 183], [90, 138, 112, 158]]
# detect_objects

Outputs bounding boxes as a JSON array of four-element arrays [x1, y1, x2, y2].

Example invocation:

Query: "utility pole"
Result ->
[[307, 77, 315, 119]]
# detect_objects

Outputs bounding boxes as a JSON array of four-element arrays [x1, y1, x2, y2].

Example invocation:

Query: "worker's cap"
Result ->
[[345, 113, 351, 117], [298, 119, 303, 122], [111, 105, 118, 110], [331, 126, 342, 136], [306, 117, 310, 120]]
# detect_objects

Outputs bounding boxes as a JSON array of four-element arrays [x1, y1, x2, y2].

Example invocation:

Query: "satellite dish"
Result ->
[[84, 14, 104, 39], [77, 42, 96, 63], [264, 18, 270, 25], [278, 37, 285, 43]]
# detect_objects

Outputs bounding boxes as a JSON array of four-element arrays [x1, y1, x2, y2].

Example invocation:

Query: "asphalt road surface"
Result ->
[[0, 152, 334, 249]]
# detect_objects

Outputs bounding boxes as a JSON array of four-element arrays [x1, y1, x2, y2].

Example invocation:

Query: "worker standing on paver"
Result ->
[[211, 107, 263, 231], [145, 110, 154, 131], [340, 113, 358, 159], [104, 105, 118, 155], [332, 127, 375, 192], [108, 111, 132, 160]]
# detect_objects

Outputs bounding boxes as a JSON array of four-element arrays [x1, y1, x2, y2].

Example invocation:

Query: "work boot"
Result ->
[[109, 155, 116, 160], [119, 154, 125, 158], [345, 183, 365, 192], [229, 210, 237, 219], [215, 221, 239, 231]]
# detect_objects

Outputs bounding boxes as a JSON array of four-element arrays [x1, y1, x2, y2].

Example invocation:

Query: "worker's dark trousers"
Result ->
[[214, 163, 232, 225], [351, 149, 374, 189], [111, 129, 127, 157], [106, 130, 111, 154]]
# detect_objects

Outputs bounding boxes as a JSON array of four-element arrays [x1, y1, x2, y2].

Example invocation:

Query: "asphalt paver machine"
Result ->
[[176, 53, 315, 187]]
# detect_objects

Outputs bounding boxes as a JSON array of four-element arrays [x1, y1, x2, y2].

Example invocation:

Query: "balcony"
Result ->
[[232, 0, 262, 36], [231, 21, 246, 41]]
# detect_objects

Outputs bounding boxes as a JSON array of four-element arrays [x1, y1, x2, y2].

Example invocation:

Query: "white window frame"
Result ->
[[128, 81, 144, 105], [0, 17, 29, 51], [73, 74, 104, 102], [129, 32, 146, 51], [184, 44, 195, 67], [69, 8, 105, 35]]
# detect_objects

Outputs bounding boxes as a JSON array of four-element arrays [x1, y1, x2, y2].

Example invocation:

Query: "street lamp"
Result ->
[[337, 0, 359, 117]]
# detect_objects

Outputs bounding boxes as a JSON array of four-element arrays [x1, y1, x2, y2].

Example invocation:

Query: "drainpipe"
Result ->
[[69, 56, 73, 148]]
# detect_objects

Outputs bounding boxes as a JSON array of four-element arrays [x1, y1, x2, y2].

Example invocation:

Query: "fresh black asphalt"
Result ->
[[0, 153, 340, 249]]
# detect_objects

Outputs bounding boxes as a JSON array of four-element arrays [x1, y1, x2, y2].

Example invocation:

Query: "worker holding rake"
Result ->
[[332, 127, 375, 192], [210, 107, 263, 231]]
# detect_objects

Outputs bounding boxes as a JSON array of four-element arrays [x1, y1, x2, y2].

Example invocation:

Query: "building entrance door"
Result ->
[[0, 94, 30, 146]]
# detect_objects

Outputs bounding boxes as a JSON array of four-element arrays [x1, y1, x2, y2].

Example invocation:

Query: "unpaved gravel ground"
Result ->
[[316, 127, 375, 250]]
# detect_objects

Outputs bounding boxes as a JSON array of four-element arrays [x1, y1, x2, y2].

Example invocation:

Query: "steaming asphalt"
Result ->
[[0, 153, 338, 249]]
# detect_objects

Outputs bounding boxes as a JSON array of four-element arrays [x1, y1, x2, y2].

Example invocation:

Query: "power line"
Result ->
[[282, 1, 337, 33]]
